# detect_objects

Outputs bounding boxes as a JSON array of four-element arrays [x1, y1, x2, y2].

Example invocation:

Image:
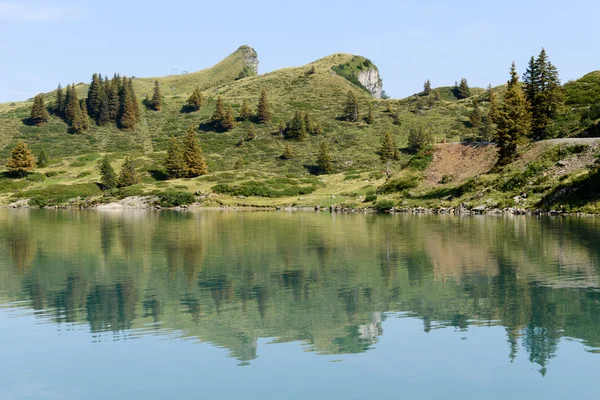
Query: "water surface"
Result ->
[[1, 210, 599, 399]]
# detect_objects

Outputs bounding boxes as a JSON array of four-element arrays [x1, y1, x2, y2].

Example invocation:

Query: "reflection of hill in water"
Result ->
[[0, 210, 599, 372]]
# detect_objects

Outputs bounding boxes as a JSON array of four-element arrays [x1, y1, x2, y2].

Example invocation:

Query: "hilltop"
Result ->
[[0, 46, 599, 212]]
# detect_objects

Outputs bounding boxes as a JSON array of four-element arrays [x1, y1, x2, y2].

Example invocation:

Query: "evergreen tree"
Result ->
[[240, 99, 252, 121], [37, 148, 48, 168], [246, 126, 257, 141], [107, 77, 121, 122], [312, 121, 323, 135], [118, 79, 137, 130], [54, 84, 65, 117], [257, 89, 271, 123], [423, 80, 432, 96], [316, 142, 333, 174], [222, 105, 236, 131], [496, 63, 531, 165], [523, 48, 564, 139], [64, 84, 80, 125], [408, 125, 433, 153], [99, 155, 117, 190], [86, 73, 104, 120], [30, 94, 49, 125], [285, 111, 307, 141], [117, 156, 140, 187], [211, 96, 226, 127], [97, 92, 111, 126], [380, 131, 399, 162], [79, 99, 90, 131], [164, 136, 186, 179], [342, 90, 359, 122], [183, 126, 208, 177], [281, 143, 294, 160], [457, 78, 470, 99], [469, 97, 482, 128], [365, 103, 374, 124], [128, 78, 141, 121], [7, 141, 35, 176], [150, 80, 162, 111], [187, 87, 204, 111]]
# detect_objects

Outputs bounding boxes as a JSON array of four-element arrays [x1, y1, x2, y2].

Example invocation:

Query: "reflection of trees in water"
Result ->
[[1, 212, 599, 371]]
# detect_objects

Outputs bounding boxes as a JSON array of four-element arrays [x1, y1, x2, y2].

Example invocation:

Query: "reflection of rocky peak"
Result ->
[[357, 69, 383, 99], [358, 312, 383, 342]]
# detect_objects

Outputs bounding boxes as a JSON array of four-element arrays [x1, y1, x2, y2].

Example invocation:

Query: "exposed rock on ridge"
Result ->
[[357, 68, 383, 98], [239, 45, 259, 75]]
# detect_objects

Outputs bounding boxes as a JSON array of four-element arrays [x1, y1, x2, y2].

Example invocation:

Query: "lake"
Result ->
[[1, 210, 599, 399]]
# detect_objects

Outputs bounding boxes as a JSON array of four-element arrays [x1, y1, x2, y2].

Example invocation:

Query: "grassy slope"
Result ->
[[0, 46, 599, 211]]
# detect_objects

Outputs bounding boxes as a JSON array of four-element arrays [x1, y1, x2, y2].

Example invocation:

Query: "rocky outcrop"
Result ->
[[239, 45, 259, 75], [357, 68, 383, 98]]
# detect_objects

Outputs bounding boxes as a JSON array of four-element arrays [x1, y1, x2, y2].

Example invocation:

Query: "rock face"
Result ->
[[239, 45, 259, 75], [357, 68, 383, 98]]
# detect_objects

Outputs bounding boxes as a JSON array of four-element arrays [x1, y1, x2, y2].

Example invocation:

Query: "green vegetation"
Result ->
[[331, 56, 376, 92]]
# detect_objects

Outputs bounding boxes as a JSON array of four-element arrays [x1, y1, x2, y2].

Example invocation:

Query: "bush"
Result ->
[[45, 171, 62, 178], [157, 191, 195, 207], [375, 200, 395, 213], [0, 178, 29, 193], [25, 172, 46, 182], [368, 171, 385, 180], [25, 183, 102, 207], [365, 190, 378, 202], [212, 180, 317, 198], [377, 176, 421, 194], [405, 146, 434, 171]]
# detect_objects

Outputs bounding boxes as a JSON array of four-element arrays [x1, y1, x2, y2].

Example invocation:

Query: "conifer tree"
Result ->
[[469, 97, 482, 128], [87, 73, 104, 120], [128, 78, 141, 121], [187, 87, 204, 111], [285, 111, 307, 141], [316, 142, 333, 174], [522, 48, 564, 139], [164, 136, 186, 179], [150, 80, 162, 111], [118, 80, 137, 130], [240, 99, 252, 121], [496, 63, 531, 165], [380, 132, 399, 162], [37, 148, 48, 168], [423, 80, 432, 96], [97, 93, 111, 126], [54, 84, 65, 117], [365, 103, 374, 124], [107, 77, 121, 122], [64, 84, 80, 125], [457, 78, 470, 99], [257, 89, 271, 123], [222, 105, 236, 131], [342, 90, 359, 122], [117, 156, 140, 187], [99, 155, 117, 190], [183, 126, 208, 177], [7, 141, 35, 176], [79, 99, 90, 131], [281, 143, 294, 160], [30, 94, 49, 125], [313, 121, 323, 135], [304, 113, 314, 134], [211, 96, 226, 127], [408, 125, 433, 153]]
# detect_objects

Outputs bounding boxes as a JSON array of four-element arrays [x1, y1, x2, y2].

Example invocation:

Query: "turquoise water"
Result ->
[[1, 210, 599, 399]]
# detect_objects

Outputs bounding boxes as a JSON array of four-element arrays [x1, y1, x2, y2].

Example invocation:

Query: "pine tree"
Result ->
[[523, 48, 564, 139], [107, 77, 121, 122], [211, 96, 226, 127], [37, 148, 48, 168], [7, 141, 35, 177], [469, 97, 482, 128], [97, 92, 111, 126], [281, 143, 294, 160], [240, 99, 252, 121], [183, 126, 208, 177], [423, 80, 432, 96], [316, 142, 333, 174], [150, 80, 162, 111], [408, 125, 433, 153], [30, 94, 49, 125], [342, 90, 359, 122], [285, 111, 307, 141], [496, 63, 531, 165], [312, 121, 323, 135], [54, 84, 65, 117], [86, 73, 104, 120], [257, 89, 271, 123], [99, 155, 117, 190], [164, 136, 186, 179], [79, 99, 90, 131], [187, 87, 204, 111], [118, 79, 137, 130], [304, 113, 313, 134], [64, 84, 80, 125], [117, 156, 140, 187], [222, 105, 236, 131], [128, 78, 141, 121], [457, 78, 470, 99], [380, 131, 399, 162], [365, 103, 374, 124]]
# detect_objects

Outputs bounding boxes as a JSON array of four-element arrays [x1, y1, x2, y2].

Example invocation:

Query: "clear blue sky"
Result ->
[[0, 0, 598, 103]]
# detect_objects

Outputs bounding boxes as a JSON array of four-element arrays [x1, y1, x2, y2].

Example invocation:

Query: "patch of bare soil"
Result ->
[[424, 143, 498, 187]]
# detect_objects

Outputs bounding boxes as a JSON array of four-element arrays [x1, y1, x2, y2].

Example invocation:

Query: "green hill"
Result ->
[[0, 45, 599, 212]]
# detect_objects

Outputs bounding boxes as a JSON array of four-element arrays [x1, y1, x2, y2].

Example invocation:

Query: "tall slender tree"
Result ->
[[316, 142, 333, 174], [240, 99, 252, 121], [7, 141, 35, 176], [496, 63, 531, 165], [423, 80, 432, 96], [54, 84, 65, 117], [380, 131, 399, 162], [285, 111, 307, 141], [149, 80, 162, 111], [187, 87, 204, 111], [30, 94, 49, 125], [164, 136, 186, 179], [365, 103, 374, 124], [99, 155, 117, 189], [257, 89, 271, 123], [457, 78, 470, 99], [86, 73, 104, 120], [342, 90, 359, 122], [281, 143, 294, 160], [117, 156, 140, 187], [183, 126, 208, 177], [469, 97, 482, 128], [37, 148, 48, 168], [64, 84, 80, 125], [211, 96, 226, 127], [222, 105, 236, 131], [118, 79, 137, 130]]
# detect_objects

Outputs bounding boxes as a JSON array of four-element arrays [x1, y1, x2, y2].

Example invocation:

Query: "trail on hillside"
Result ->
[[424, 143, 498, 187]]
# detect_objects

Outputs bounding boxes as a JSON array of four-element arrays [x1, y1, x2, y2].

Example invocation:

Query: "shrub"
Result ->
[[365, 190, 378, 202], [377, 176, 421, 194], [0, 178, 29, 193], [25, 172, 46, 182], [157, 191, 195, 207], [405, 146, 434, 171], [369, 171, 385, 180], [25, 183, 101, 207], [375, 200, 395, 213], [212, 180, 317, 198]]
